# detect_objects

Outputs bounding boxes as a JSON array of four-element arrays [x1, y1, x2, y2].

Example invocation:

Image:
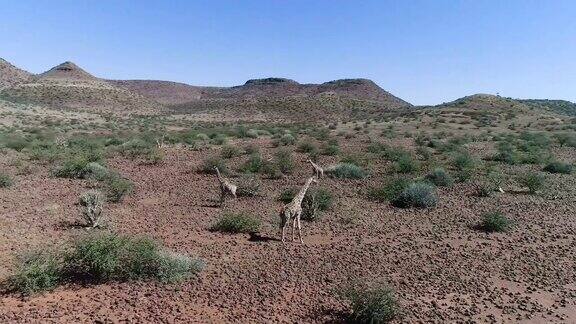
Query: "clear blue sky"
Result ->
[[1, 0, 575, 105]]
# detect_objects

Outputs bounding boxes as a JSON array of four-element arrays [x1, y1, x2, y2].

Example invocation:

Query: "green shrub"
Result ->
[[243, 144, 260, 155], [394, 155, 419, 174], [220, 144, 241, 159], [52, 156, 91, 178], [278, 188, 297, 203], [425, 168, 453, 187], [240, 153, 265, 173], [543, 161, 572, 174], [145, 147, 164, 165], [480, 211, 512, 233], [274, 148, 294, 174], [85, 162, 109, 181], [9, 251, 62, 295], [117, 139, 155, 159], [297, 141, 317, 154], [492, 149, 521, 165], [236, 175, 262, 197], [279, 133, 296, 146], [326, 163, 367, 179], [66, 233, 203, 283], [451, 151, 475, 171], [28, 142, 62, 162], [211, 212, 261, 233], [0, 173, 14, 188], [517, 172, 545, 194], [339, 284, 399, 323], [554, 133, 576, 147], [392, 182, 438, 208], [301, 188, 333, 221], [262, 162, 283, 179], [367, 178, 411, 202], [79, 190, 105, 228], [103, 173, 133, 202], [210, 134, 227, 145], [3, 136, 29, 152], [200, 156, 227, 174], [321, 143, 340, 156]]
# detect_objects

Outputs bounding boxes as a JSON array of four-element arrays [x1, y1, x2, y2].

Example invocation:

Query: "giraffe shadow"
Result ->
[[55, 220, 89, 230], [248, 232, 280, 242]]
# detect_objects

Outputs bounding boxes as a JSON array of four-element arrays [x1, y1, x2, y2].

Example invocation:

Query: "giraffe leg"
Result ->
[[281, 225, 286, 243], [292, 216, 297, 242], [297, 213, 304, 244]]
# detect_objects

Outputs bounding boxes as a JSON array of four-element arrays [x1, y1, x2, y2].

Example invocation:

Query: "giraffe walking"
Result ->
[[279, 176, 317, 243], [307, 158, 324, 178], [214, 167, 237, 207]]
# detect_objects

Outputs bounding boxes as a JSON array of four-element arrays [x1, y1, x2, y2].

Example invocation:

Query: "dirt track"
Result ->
[[1, 138, 575, 323]]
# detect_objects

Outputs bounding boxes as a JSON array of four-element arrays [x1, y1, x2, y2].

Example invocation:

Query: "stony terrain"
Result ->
[[0, 57, 575, 323]]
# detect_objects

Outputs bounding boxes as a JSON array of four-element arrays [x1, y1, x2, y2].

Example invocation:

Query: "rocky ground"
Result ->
[[0, 135, 575, 323]]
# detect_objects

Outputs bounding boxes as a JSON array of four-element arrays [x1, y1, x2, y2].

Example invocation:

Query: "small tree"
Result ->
[[79, 190, 105, 228]]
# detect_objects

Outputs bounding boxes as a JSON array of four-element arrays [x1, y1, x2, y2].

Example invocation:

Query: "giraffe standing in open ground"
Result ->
[[214, 167, 237, 207], [279, 176, 317, 243], [307, 159, 324, 178]]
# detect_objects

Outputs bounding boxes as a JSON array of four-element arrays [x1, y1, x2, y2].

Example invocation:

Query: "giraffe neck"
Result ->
[[293, 178, 314, 206], [215, 168, 223, 183]]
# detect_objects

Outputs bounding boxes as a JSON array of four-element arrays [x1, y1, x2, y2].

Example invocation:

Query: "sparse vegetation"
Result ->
[[425, 168, 453, 187], [367, 178, 410, 202], [221, 144, 241, 159], [480, 211, 512, 232], [8, 251, 62, 295], [394, 155, 419, 174], [201, 156, 227, 174], [103, 173, 133, 202], [543, 161, 572, 174], [326, 163, 367, 179], [274, 148, 294, 174], [392, 182, 438, 208], [7, 234, 204, 295], [66, 233, 204, 283], [240, 153, 265, 173], [0, 172, 14, 188], [236, 175, 262, 197], [517, 172, 546, 194], [211, 212, 261, 233], [339, 284, 399, 323]]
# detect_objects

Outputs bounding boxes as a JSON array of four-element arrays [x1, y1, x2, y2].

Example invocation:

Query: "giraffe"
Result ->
[[307, 158, 324, 178], [214, 167, 237, 207], [279, 176, 317, 243]]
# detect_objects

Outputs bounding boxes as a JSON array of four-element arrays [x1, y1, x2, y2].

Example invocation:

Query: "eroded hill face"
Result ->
[[36, 61, 98, 82], [112, 77, 412, 122], [0, 58, 32, 89]]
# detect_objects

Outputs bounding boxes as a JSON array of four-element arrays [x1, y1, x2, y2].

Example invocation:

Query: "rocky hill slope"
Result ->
[[0, 58, 32, 89], [0, 61, 158, 114]]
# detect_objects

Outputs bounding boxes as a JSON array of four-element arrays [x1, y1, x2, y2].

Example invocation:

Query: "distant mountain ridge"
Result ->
[[2, 58, 574, 121], [111, 77, 411, 107]]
